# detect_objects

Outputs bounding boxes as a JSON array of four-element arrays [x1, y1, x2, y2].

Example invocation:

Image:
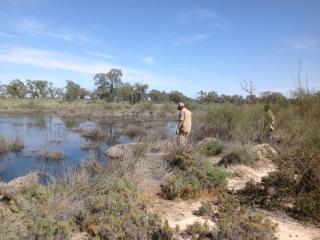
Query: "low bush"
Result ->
[[216, 195, 278, 240], [197, 201, 216, 217], [220, 144, 259, 166], [132, 142, 149, 158], [161, 149, 229, 200], [206, 139, 223, 156], [166, 148, 194, 170], [185, 221, 214, 239], [0, 162, 175, 239]]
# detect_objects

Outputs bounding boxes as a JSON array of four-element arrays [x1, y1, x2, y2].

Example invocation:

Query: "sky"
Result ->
[[0, 0, 319, 97]]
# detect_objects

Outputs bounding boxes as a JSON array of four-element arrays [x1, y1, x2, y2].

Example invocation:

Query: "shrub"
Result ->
[[185, 221, 213, 239], [166, 148, 194, 170], [206, 139, 223, 156], [161, 149, 228, 199], [132, 142, 149, 158], [197, 201, 216, 217], [220, 144, 259, 166], [0, 162, 175, 239], [215, 195, 278, 240]]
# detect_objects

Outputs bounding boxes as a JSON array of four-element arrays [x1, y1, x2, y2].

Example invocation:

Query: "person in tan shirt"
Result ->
[[176, 102, 192, 146], [263, 105, 275, 144]]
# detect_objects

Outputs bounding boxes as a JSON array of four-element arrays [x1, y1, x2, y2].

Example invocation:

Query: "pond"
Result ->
[[0, 113, 175, 182]]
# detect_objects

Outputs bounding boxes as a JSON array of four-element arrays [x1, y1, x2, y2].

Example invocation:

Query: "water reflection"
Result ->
[[0, 113, 174, 182]]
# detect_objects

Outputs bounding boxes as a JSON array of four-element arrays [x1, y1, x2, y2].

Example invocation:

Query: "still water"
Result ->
[[0, 113, 174, 182]]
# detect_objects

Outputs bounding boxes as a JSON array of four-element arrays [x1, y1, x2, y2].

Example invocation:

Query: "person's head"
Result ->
[[264, 105, 270, 112], [177, 102, 185, 110]]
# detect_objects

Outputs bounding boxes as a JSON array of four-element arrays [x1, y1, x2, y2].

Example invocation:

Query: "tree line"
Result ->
[[0, 68, 297, 105]]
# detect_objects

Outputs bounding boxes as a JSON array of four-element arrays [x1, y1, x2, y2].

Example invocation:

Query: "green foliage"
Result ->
[[149, 89, 169, 103], [197, 201, 216, 217], [185, 221, 213, 239], [166, 148, 194, 170], [206, 139, 223, 156], [65, 80, 88, 100], [215, 195, 278, 240], [162, 149, 228, 200], [6, 79, 27, 98], [0, 163, 175, 239], [94, 68, 123, 101], [220, 144, 259, 166], [132, 142, 149, 158], [168, 90, 189, 104]]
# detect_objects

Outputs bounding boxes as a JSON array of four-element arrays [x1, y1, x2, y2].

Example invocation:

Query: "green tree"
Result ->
[[148, 89, 169, 103], [65, 80, 88, 100], [129, 83, 149, 104], [94, 69, 123, 101], [6, 79, 26, 98], [168, 91, 189, 103]]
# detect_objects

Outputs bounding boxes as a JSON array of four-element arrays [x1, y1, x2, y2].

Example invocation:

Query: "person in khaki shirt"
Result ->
[[263, 105, 275, 144], [176, 102, 192, 146]]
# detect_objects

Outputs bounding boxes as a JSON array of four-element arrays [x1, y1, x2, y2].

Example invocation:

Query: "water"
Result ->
[[0, 113, 174, 182]]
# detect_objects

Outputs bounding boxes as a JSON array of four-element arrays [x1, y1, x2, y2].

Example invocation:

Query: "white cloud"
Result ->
[[16, 18, 90, 43], [290, 40, 316, 50], [143, 56, 154, 65], [0, 45, 183, 89], [178, 9, 216, 23], [0, 32, 19, 38], [88, 51, 116, 59], [174, 33, 210, 46]]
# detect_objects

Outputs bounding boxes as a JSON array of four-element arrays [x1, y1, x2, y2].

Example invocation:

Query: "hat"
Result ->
[[177, 102, 184, 109], [264, 105, 270, 109]]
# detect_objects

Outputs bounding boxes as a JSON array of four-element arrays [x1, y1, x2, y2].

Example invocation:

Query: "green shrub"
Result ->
[[185, 221, 213, 239], [206, 140, 223, 156], [220, 144, 259, 166], [0, 163, 175, 239], [166, 148, 194, 170], [215, 195, 278, 240], [132, 142, 149, 158], [161, 162, 228, 199], [197, 201, 216, 217]]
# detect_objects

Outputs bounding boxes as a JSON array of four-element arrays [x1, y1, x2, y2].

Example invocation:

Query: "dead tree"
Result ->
[[241, 79, 257, 103]]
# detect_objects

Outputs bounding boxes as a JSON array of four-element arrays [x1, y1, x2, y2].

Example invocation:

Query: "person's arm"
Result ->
[[176, 111, 185, 135], [176, 120, 183, 135]]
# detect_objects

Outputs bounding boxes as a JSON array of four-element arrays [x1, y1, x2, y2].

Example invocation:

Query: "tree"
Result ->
[[6, 79, 26, 98], [168, 91, 189, 104], [129, 83, 149, 104], [148, 89, 169, 103], [241, 79, 257, 103], [260, 91, 287, 105], [26, 80, 52, 98], [65, 80, 89, 100], [197, 91, 221, 103], [94, 69, 123, 101]]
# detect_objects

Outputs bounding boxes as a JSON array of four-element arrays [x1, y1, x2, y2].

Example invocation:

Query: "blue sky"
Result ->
[[0, 0, 319, 97]]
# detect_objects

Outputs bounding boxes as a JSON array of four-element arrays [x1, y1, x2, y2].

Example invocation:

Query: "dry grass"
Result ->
[[81, 128, 105, 141], [0, 160, 174, 239], [37, 150, 65, 161], [9, 137, 24, 153], [0, 136, 24, 155]]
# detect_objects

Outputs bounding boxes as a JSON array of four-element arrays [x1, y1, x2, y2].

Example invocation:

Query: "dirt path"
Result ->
[[264, 211, 320, 240], [146, 193, 216, 231], [145, 144, 320, 239]]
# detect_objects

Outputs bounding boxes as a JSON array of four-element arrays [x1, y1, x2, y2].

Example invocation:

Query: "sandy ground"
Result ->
[[145, 144, 320, 240]]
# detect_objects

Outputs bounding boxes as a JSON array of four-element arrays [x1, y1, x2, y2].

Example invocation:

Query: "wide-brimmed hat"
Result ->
[[177, 102, 184, 109]]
